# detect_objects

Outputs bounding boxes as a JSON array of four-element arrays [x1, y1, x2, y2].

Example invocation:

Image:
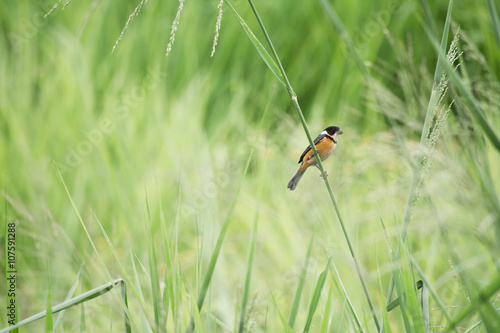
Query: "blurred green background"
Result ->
[[1, 0, 500, 331]]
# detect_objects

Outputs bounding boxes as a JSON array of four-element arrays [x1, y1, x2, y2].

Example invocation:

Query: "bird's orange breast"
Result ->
[[298, 138, 336, 174], [306, 139, 335, 165]]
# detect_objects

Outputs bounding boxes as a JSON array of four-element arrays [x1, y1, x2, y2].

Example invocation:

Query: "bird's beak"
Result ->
[[338, 129, 344, 135]]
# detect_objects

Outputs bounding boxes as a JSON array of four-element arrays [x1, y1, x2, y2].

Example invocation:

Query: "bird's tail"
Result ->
[[287, 166, 305, 191]]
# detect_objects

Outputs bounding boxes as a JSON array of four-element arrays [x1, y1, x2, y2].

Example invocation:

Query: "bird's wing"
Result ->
[[298, 134, 325, 163]]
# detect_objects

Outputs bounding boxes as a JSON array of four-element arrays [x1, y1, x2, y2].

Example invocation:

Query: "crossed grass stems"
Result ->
[[4, 0, 500, 331]]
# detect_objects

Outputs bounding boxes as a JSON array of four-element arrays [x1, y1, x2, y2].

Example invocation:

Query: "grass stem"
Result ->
[[247, 0, 380, 329]]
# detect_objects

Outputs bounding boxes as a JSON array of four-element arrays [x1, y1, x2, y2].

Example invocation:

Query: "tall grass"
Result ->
[[383, 0, 455, 313], [240, 0, 380, 328]]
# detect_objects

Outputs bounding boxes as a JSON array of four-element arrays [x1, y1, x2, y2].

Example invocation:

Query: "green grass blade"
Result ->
[[288, 228, 316, 328], [479, 302, 500, 332], [186, 94, 267, 333], [421, 280, 429, 333], [377, 262, 391, 333], [191, 292, 204, 333], [80, 293, 86, 333], [388, 256, 411, 332], [145, 188, 161, 332], [120, 279, 132, 333], [53, 264, 83, 330], [238, 203, 260, 333], [176, 258, 185, 331], [224, 0, 285, 88], [131, 253, 153, 331], [487, 0, 500, 48], [0, 279, 126, 332], [330, 261, 363, 332], [130, 252, 146, 304], [319, 286, 333, 333], [304, 257, 331, 333], [464, 320, 483, 333], [54, 162, 101, 272], [45, 257, 53, 333], [270, 293, 294, 333], [154, 169, 178, 323], [169, 182, 182, 325], [173, 190, 182, 319], [195, 214, 205, 317], [430, 0, 454, 88], [385, 298, 400, 312], [400, 248, 425, 333]]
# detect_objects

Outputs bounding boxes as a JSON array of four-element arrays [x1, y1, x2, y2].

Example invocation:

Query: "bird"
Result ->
[[287, 126, 343, 191]]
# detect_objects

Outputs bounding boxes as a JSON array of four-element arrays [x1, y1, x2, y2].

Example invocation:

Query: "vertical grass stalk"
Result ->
[[319, 286, 334, 332], [303, 258, 331, 333], [329, 261, 363, 332], [287, 228, 316, 328], [244, 0, 380, 329], [145, 189, 162, 332], [45, 258, 53, 333], [238, 203, 260, 333], [271, 293, 294, 333]]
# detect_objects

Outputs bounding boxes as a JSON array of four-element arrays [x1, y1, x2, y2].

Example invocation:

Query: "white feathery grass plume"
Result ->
[[211, 0, 224, 57], [166, 0, 185, 56], [415, 28, 461, 200], [111, 0, 149, 54], [426, 29, 461, 151], [62, 0, 73, 11], [44, 0, 63, 18]]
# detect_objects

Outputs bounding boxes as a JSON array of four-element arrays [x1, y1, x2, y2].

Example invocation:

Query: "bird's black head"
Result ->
[[324, 126, 343, 136]]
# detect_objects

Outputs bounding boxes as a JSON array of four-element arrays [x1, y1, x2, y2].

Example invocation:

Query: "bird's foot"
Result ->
[[319, 171, 328, 179], [308, 150, 319, 161]]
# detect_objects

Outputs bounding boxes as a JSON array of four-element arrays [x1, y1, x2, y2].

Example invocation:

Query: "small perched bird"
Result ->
[[287, 126, 343, 191]]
